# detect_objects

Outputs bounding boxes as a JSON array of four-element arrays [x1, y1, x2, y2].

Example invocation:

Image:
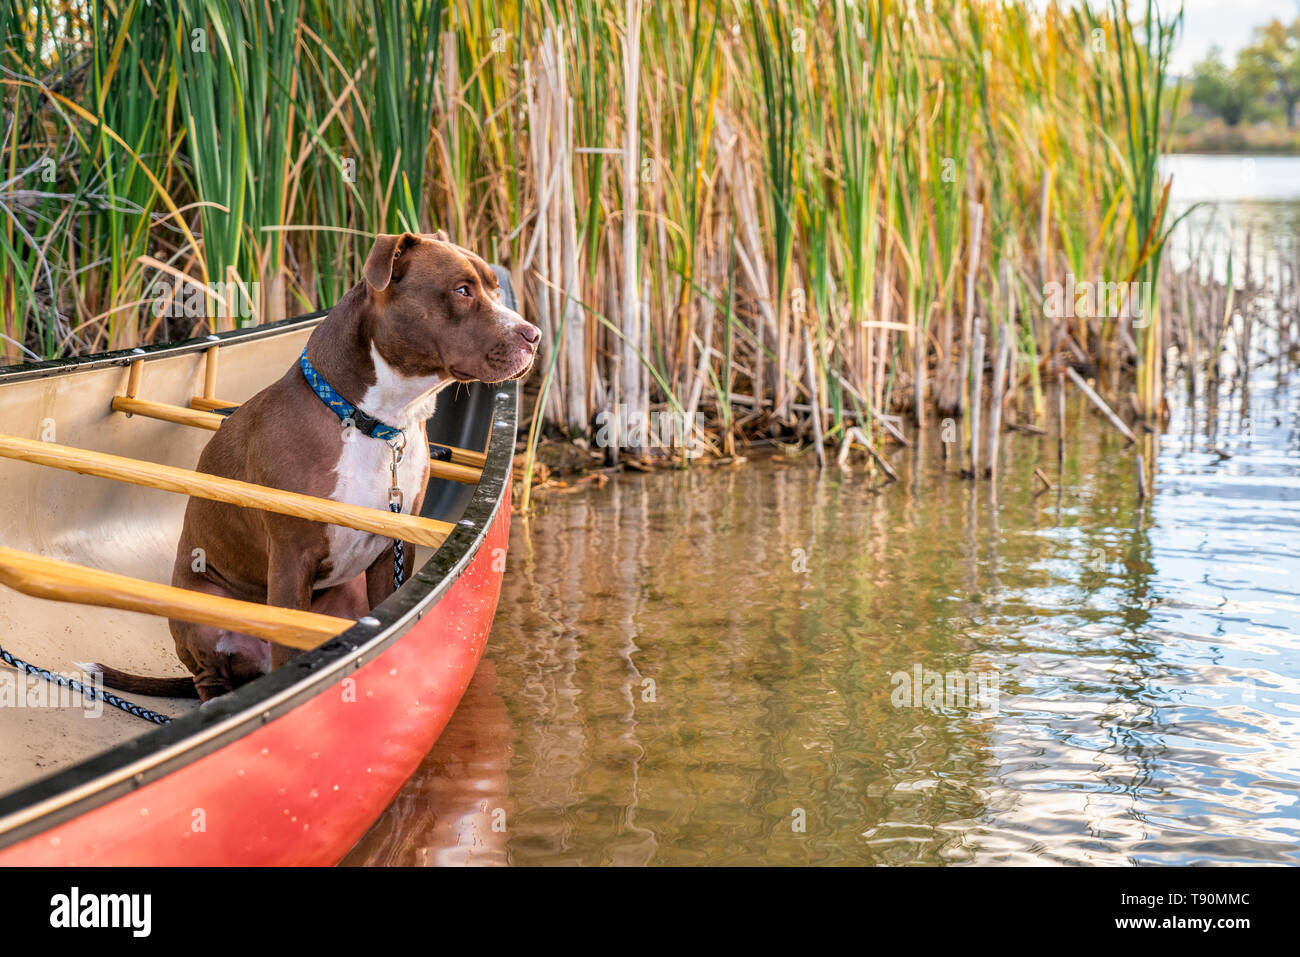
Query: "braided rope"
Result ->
[[390, 503, 406, 591], [0, 645, 172, 725]]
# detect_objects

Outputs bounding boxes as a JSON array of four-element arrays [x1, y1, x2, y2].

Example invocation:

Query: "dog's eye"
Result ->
[[455, 284, 472, 298]]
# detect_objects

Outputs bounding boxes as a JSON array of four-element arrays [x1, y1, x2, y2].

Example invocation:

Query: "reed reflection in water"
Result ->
[[347, 353, 1300, 865]]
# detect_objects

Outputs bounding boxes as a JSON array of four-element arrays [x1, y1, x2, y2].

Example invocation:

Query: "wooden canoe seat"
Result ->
[[0, 546, 349, 650], [111, 354, 483, 484]]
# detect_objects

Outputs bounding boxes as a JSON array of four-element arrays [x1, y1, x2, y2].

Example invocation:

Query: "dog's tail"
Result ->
[[77, 662, 199, 699]]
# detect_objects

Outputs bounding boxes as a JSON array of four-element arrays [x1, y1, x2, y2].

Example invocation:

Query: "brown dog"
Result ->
[[93, 233, 537, 701]]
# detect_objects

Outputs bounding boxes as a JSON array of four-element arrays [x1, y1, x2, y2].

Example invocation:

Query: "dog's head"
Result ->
[[361, 231, 539, 384]]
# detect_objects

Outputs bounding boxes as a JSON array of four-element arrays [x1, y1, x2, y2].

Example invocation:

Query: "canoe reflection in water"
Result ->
[[343, 658, 512, 866]]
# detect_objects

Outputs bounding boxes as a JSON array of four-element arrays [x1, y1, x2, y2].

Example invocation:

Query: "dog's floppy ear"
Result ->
[[363, 232, 420, 291]]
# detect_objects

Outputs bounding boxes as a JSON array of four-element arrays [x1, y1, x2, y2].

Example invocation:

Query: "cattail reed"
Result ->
[[0, 0, 1234, 507]]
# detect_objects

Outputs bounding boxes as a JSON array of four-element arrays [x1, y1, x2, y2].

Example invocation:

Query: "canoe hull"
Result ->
[[0, 266, 519, 865], [0, 487, 509, 865]]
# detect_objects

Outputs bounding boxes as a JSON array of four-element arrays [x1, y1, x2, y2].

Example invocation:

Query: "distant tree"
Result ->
[[1238, 19, 1300, 128], [1190, 47, 1250, 126]]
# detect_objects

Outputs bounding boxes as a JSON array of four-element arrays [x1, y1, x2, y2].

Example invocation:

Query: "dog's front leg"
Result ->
[[266, 543, 322, 670], [364, 543, 400, 610]]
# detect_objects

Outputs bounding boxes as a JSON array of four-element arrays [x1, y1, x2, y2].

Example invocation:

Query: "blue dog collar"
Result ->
[[299, 350, 405, 443]]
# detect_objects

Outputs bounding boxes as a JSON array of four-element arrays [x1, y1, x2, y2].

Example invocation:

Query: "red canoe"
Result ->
[[0, 272, 517, 865]]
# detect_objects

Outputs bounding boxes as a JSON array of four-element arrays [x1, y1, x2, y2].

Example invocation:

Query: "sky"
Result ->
[[1168, 0, 1300, 73], [1031, 1, 1300, 74]]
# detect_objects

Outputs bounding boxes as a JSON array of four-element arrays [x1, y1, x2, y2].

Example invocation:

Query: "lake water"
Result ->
[[1163, 153, 1300, 282], [344, 155, 1300, 866]]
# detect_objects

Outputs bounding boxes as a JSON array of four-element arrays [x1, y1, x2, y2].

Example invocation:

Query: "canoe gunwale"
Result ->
[[0, 316, 517, 852], [0, 311, 327, 386]]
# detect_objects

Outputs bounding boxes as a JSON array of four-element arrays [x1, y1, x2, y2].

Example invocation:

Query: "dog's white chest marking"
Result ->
[[315, 346, 442, 589]]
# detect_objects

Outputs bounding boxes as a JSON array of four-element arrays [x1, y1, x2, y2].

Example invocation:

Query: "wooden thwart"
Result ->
[[190, 396, 238, 412], [184, 395, 488, 469], [444, 447, 487, 470], [111, 394, 482, 484], [429, 454, 486, 483], [0, 546, 349, 650], [0, 433, 454, 548], [112, 395, 224, 431]]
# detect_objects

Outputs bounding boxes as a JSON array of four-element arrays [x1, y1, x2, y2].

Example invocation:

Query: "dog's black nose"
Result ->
[[517, 324, 541, 346]]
